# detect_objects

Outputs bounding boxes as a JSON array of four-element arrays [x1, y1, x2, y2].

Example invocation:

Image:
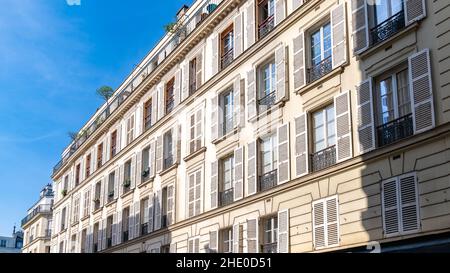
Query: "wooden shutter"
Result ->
[[209, 230, 218, 253], [117, 210, 122, 244], [157, 83, 164, 121], [117, 124, 122, 153], [150, 140, 156, 178], [211, 33, 219, 76], [135, 106, 142, 137], [196, 52, 203, 87], [97, 221, 103, 251], [128, 203, 134, 240], [404, 0, 426, 25], [148, 194, 154, 233], [136, 151, 142, 186], [334, 90, 353, 162], [382, 178, 400, 236], [245, 1, 255, 50], [174, 69, 181, 108], [234, 147, 244, 201], [274, 0, 286, 26], [112, 212, 117, 246], [313, 197, 339, 249], [399, 173, 420, 233], [351, 0, 369, 54], [408, 49, 435, 134], [134, 201, 140, 238], [102, 218, 107, 250], [102, 139, 108, 165], [293, 32, 305, 90], [278, 209, 289, 253], [100, 178, 105, 207], [312, 200, 325, 249], [195, 171, 201, 216], [172, 125, 178, 164], [292, 0, 303, 10], [294, 113, 308, 177], [277, 123, 290, 184], [356, 79, 375, 154], [151, 89, 158, 126], [167, 184, 175, 226], [326, 197, 339, 247], [331, 3, 347, 69], [234, 12, 243, 57], [210, 160, 218, 209], [275, 43, 287, 103], [195, 108, 203, 149], [211, 95, 219, 141], [188, 173, 195, 217], [233, 224, 242, 253], [247, 68, 257, 121], [87, 225, 93, 253], [181, 62, 189, 101], [117, 167, 122, 198], [130, 154, 136, 189], [246, 218, 258, 253], [247, 141, 257, 196], [233, 75, 242, 129], [154, 190, 162, 230], [156, 135, 163, 173]]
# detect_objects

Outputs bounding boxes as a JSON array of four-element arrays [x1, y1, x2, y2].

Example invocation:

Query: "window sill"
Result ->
[[297, 67, 343, 96], [58, 228, 68, 235], [137, 177, 154, 189], [159, 163, 178, 176], [120, 189, 134, 199], [80, 215, 90, 222], [183, 147, 207, 162], [93, 207, 102, 214], [212, 128, 239, 145], [70, 221, 78, 228], [104, 199, 117, 207]]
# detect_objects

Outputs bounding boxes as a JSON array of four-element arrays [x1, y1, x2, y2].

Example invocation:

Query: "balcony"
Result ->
[[163, 155, 174, 170], [107, 237, 112, 248], [123, 230, 129, 242], [219, 188, 234, 207], [142, 167, 151, 182], [258, 169, 278, 192], [310, 145, 336, 172], [21, 205, 52, 226], [370, 11, 405, 47], [258, 15, 274, 39], [377, 114, 413, 147], [221, 49, 234, 70], [161, 215, 168, 228], [189, 81, 197, 95], [307, 56, 332, 84], [93, 199, 101, 211], [93, 243, 98, 253], [258, 90, 277, 112], [261, 242, 277, 253], [122, 180, 131, 195], [45, 229, 52, 238], [141, 223, 148, 235], [144, 116, 152, 131]]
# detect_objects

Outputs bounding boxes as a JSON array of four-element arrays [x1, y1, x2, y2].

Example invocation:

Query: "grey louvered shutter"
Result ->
[[277, 123, 290, 184], [100, 178, 105, 207], [275, 43, 287, 103], [326, 197, 339, 247], [233, 224, 241, 253], [87, 225, 93, 253], [112, 212, 117, 246], [136, 151, 142, 186], [293, 32, 305, 90], [274, 0, 286, 26], [211, 33, 219, 76], [103, 139, 108, 164], [278, 209, 289, 253], [234, 12, 243, 57], [174, 69, 181, 108], [245, 1, 255, 50], [134, 201, 140, 238], [150, 140, 156, 178], [246, 218, 258, 253], [209, 230, 218, 253], [211, 95, 219, 141], [188, 173, 195, 217], [356, 79, 375, 154], [247, 68, 257, 121], [404, 0, 426, 25], [148, 194, 154, 233], [334, 90, 353, 162], [331, 3, 347, 69], [102, 218, 107, 250], [167, 184, 175, 225], [154, 190, 162, 230], [117, 166, 122, 198], [196, 52, 203, 87], [294, 113, 308, 177], [117, 210, 122, 244], [234, 147, 244, 201], [157, 83, 165, 120], [247, 141, 257, 196], [151, 89, 158, 126], [382, 178, 400, 236], [408, 49, 435, 134], [399, 174, 419, 233], [156, 135, 163, 173], [98, 221, 103, 251], [129, 203, 135, 240], [181, 62, 189, 101], [130, 154, 136, 189], [233, 75, 243, 129], [117, 124, 122, 153], [351, 0, 368, 54], [312, 200, 325, 249], [210, 160, 218, 209], [292, 0, 303, 10], [174, 124, 180, 163]]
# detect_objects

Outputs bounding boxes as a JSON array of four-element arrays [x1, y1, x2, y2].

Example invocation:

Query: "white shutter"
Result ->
[[172, 124, 180, 164], [97, 221, 103, 251], [404, 0, 426, 25], [135, 105, 142, 137], [181, 62, 189, 101], [150, 140, 156, 178], [102, 218, 107, 250], [312, 200, 325, 249], [130, 154, 136, 189], [156, 135, 163, 173], [154, 190, 162, 230], [294, 113, 308, 177], [105, 135, 110, 162], [277, 123, 290, 184], [148, 194, 154, 233], [134, 201, 140, 238], [312, 196, 339, 249], [399, 173, 420, 233], [100, 178, 105, 207], [136, 151, 142, 186], [233, 75, 243, 129], [117, 210, 122, 245], [196, 52, 203, 87], [195, 108, 203, 149], [188, 173, 195, 218], [112, 212, 117, 246], [174, 68, 181, 108], [382, 178, 400, 236], [246, 218, 258, 253], [274, 0, 286, 26], [234, 12, 243, 58], [278, 209, 289, 253], [326, 197, 339, 247], [245, 0, 255, 50], [157, 83, 165, 121], [151, 89, 158, 126], [247, 141, 257, 196], [211, 33, 219, 76], [408, 49, 435, 134], [331, 3, 347, 69], [233, 224, 242, 253], [356, 79, 375, 154], [117, 124, 122, 153], [211, 95, 219, 141], [167, 184, 175, 226], [209, 230, 219, 253], [210, 160, 218, 209], [247, 68, 257, 121], [128, 203, 135, 240], [334, 90, 353, 162], [292, 0, 303, 10], [87, 225, 93, 253], [351, 0, 369, 54], [116, 167, 122, 199], [275, 43, 287, 103], [234, 147, 244, 201]]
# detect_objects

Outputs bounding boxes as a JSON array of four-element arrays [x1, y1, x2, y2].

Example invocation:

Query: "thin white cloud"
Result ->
[[0, 131, 60, 143], [66, 0, 81, 6]]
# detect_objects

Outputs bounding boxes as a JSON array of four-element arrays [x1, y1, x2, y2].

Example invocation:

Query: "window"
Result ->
[[220, 25, 234, 70], [72, 196, 80, 223], [83, 190, 90, 217], [97, 143, 103, 169], [370, 0, 405, 45], [219, 155, 234, 207], [106, 216, 113, 248], [59, 241, 64, 253], [94, 181, 101, 210], [93, 223, 99, 252], [374, 67, 413, 147], [165, 78, 175, 115], [81, 229, 87, 253], [126, 114, 135, 145], [188, 237, 200, 253], [60, 207, 66, 231], [382, 173, 419, 237], [188, 169, 202, 217], [219, 88, 234, 137], [0, 240, 6, 248], [123, 160, 132, 194], [311, 105, 336, 172], [71, 234, 76, 253], [141, 146, 151, 182], [189, 58, 197, 95], [189, 109, 202, 154], [144, 98, 152, 131], [312, 196, 339, 249], [110, 130, 117, 158], [163, 131, 173, 170], [75, 164, 81, 186], [308, 22, 332, 83], [63, 175, 69, 192], [85, 154, 91, 178], [122, 207, 130, 242], [257, 58, 276, 112], [261, 216, 278, 253], [258, 0, 275, 39], [161, 187, 168, 228], [141, 198, 149, 235], [259, 134, 278, 192], [220, 228, 233, 253], [107, 171, 115, 203]]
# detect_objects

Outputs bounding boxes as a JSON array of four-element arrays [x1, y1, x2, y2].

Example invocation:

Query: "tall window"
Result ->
[[97, 143, 103, 169], [122, 207, 130, 242], [63, 175, 69, 192], [220, 88, 234, 136], [219, 155, 234, 207], [189, 58, 197, 94], [161, 187, 168, 228], [94, 181, 101, 210], [123, 160, 132, 193], [374, 0, 404, 26], [261, 216, 278, 253], [83, 190, 90, 217], [60, 207, 66, 231], [110, 130, 117, 158], [258, 58, 276, 111], [141, 146, 150, 182], [126, 114, 135, 145], [220, 228, 233, 253], [75, 164, 81, 186], [144, 98, 152, 131], [163, 131, 173, 170], [259, 134, 278, 192], [107, 171, 115, 203], [369, 0, 406, 45], [141, 198, 149, 235], [258, 0, 275, 39], [189, 110, 202, 154], [106, 216, 113, 248], [188, 169, 201, 217], [165, 78, 175, 115], [85, 154, 91, 178], [311, 105, 336, 172], [308, 22, 332, 83], [81, 229, 87, 253], [221, 25, 234, 70], [72, 196, 80, 224]]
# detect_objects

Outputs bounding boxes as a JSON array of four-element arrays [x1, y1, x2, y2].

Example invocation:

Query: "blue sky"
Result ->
[[0, 0, 189, 236]]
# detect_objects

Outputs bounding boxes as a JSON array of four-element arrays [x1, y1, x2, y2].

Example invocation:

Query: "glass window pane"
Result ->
[[375, 0, 390, 24], [396, 69, 411, 117], [378, 78, 394, 124]]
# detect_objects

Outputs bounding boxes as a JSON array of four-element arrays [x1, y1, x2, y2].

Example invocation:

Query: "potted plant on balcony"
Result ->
[[61, 189, 67, 197], [123, 179, 131, 188], [108, 190, 114, 198], [141, 167, 150, 177], [93, 196, 100, 203]]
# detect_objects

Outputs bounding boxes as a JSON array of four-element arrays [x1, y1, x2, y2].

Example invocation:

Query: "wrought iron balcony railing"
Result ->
[[107, 237, 112, 248], [370, 10, 405, 46], [377, 114, 413, 147], [144, 116, 152, 131], [123, 230, 129, 242], [161, 215, 168, 228], [21, 205, 52, 226], [258, 90, 277, 111], [307, 56, 332, 84], [189, 81, 197, 95], [164, 155, 174, 170], [142, 167, 151, 182], [219, 188, 234, 207], [141, 223, 149, 235], [261, 242, 277, 253], [259, 169, 278, 192], [219, 118, 234, 138], [221, 49, 234, 70], [258, 15, 275, 39], [311, 145, 336, 172]]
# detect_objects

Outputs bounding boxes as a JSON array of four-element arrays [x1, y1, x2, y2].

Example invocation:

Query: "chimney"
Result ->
[[176, 5, 189, 21], [13, 225, 16, 234]]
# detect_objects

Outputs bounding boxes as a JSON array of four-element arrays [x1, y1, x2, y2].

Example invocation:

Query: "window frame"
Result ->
[[311, 104, 336, 154], [165, 78, 175, 115], [144, 98, 152, 131], [219, 87, 234, 137]]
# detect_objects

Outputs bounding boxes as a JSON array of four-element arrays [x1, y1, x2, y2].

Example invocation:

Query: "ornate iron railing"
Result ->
[[307, 56, 332, 83], [311, 145, 336, 172], [161, 215, 168, 228], [141, 223, 149, 235], [370, 11, 405, 46], [219, 188, 234, 207], [258, 15, 275, 39], [21, 205, 52, 226], [189, 81, 197, 95], [221, 49, 234, 70], [107, 237, 112, 248], [377, 114, 413, 147], [258, 90, 277, 110], [259, 169, 278, 192], [164, 156, 174, 170], [261, 242, 277, 253], [123, 230, 129, 242]]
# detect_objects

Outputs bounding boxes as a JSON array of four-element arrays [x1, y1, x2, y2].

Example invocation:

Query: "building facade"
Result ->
[[0, 228, 23, 253], [49, 0, 450, 253], [22, 184, 54, 253]]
